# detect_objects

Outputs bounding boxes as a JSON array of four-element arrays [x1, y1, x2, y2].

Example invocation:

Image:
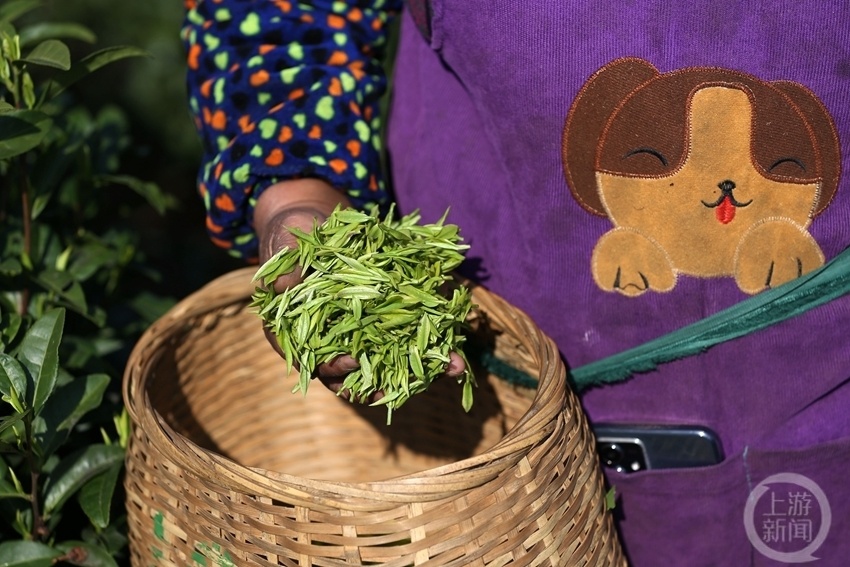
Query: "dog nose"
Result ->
[[718, 180, 736, 193]]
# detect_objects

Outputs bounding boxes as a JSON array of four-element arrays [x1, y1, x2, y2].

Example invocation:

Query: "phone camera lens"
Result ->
[[601, 443, 624, 467]]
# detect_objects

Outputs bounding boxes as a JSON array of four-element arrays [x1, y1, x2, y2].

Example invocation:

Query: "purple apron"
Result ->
[[387, 2, 850, 565]]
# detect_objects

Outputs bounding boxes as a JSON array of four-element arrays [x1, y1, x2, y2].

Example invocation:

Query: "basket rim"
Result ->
[[122, 268, 569, 506]]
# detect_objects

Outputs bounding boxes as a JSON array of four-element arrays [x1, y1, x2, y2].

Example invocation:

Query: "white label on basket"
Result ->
[[743, 473, 831, 563]]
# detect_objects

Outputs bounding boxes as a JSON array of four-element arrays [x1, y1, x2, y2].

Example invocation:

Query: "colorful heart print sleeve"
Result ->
[[182, 0, 401, 261]]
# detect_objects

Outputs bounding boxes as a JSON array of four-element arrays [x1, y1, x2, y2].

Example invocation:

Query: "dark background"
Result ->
[[42, 0, 245, 299]]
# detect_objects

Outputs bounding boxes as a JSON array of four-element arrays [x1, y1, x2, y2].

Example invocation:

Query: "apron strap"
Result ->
[[476, 246, 850, 392]]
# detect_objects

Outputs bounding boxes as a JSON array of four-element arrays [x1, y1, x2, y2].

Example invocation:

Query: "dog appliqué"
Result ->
[[562, 57, 841, 296]]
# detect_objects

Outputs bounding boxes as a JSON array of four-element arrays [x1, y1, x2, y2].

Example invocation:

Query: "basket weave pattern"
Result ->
[[123, 268, 625, 566]]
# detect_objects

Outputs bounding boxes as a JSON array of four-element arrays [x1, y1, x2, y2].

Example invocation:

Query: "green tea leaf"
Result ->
[[0, 541, 61, 567], [462, 379, 474, 412], [36, 373, 110, 457], [95, 174, 177, 215], [0, 0, 39, 23], [54, 541, 119, 567], [253, 205, 476, 421], [18, 308, 64, 415], [19, 22, 96, 46], [0, 354, 28, 404], [46, 45, 149, 100], [0, 413, 26, 438], [605, 486, 617, 510], [43, 444, 124, 514], [77, 463, 121, 529], [19, 39, 71, 70], [0, 110, 51, 160]]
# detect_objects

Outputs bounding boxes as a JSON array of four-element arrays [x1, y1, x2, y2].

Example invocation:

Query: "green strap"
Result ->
[[478, 246, 850, 392]]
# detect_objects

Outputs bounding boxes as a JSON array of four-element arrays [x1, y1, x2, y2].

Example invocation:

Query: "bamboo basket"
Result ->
[[122, 267, 625, 566]]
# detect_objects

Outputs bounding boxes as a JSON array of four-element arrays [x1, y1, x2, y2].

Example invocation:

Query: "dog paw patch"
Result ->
[[562, 57, 841, 296]]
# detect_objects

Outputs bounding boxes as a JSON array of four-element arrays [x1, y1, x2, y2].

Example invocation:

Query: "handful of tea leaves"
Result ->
[[251, 205, 476, 423]]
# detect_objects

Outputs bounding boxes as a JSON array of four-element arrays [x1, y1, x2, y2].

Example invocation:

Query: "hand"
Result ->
[[254, 178, 363, 395], [253, 179, 466, 401]]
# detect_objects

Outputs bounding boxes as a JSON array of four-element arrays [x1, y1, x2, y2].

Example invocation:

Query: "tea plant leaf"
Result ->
[[0, 0, 39, 24], [0, 354, 28, 404], [36, 373, 110, 457], [46, 45, 149, 100], [18, 308, 64, 415], [54, 541, 119, 567], [19, 22, 96, 46], [0, 110, 51, 160], [0, 413, 27, 439], [77, 462, 121, 529], [95, 174, 177, 215], [19, 39, 71, 70], [43, 444, 124, 515], [0, 541, 61, 567], [35, 269, 88, 317]]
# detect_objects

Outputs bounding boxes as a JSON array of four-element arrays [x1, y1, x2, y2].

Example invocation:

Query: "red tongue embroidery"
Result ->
[[716, 196, 735, 224]]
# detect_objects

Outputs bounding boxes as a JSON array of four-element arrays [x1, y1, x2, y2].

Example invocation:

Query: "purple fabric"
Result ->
[[388, 2, 850, 565]]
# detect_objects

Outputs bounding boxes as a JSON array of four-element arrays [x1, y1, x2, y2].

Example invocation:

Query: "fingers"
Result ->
[[444, 351, 466, 378]]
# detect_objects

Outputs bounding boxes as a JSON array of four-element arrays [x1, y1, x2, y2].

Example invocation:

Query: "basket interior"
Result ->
[[146, 303, 538, 483]]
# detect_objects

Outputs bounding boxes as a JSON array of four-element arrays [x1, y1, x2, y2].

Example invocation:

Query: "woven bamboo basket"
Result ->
[[123, 267, 625, 566]]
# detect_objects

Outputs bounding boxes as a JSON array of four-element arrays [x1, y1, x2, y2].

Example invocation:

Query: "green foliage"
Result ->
[[0, 2, 176, 564]]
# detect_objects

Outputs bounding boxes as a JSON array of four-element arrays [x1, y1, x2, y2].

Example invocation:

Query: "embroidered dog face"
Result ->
[[562, 58, 841, 296]]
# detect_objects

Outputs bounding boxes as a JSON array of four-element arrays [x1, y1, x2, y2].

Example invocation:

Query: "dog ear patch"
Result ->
[[562, 57, 659, 216], [770, 80, 842, 216]]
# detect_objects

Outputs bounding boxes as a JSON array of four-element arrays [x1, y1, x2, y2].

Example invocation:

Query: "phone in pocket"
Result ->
[[592, 423, 724, 473]]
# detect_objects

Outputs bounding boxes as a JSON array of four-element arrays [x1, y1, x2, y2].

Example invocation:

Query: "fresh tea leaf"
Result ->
[[76, 462, 121, 530], [19, 39, 71, 70], [18, 308, 64, 415], [252, 205, 476, 422], [19, 22, 96, 46], [0, 110, 51, 160], [0, 541, 61, 567], [43, 444, 124, 514]]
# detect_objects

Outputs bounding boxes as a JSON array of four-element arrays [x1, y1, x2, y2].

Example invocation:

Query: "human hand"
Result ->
[[254, 178, 363, 395]]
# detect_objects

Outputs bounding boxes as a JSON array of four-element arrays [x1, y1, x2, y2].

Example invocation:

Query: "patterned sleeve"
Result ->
[[182, 0, 402, 261]]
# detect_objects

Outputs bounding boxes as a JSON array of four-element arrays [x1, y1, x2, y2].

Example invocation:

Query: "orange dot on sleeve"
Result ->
[[278, 126, 293, 143], [328, 51, 348, 65], [346, 139, 361, 158], [210, 236, 232, 249], [329, 77, 343, 96], [250, 70, 270, 87], [329, 159, 348, 174], [308, 125, 321, 139], [238, 116, 255, 133], [265, 148, 285, 166], [214, 193, 236, 212], [210, 110, 227, 130], [188, 44, 201, 70], [348, 7, 363, 22], [327, 14, 346, 29], [206, 216, 224, 234]]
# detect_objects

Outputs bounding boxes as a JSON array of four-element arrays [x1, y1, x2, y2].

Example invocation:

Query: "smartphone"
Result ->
[[592, 423, 723, 473]]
